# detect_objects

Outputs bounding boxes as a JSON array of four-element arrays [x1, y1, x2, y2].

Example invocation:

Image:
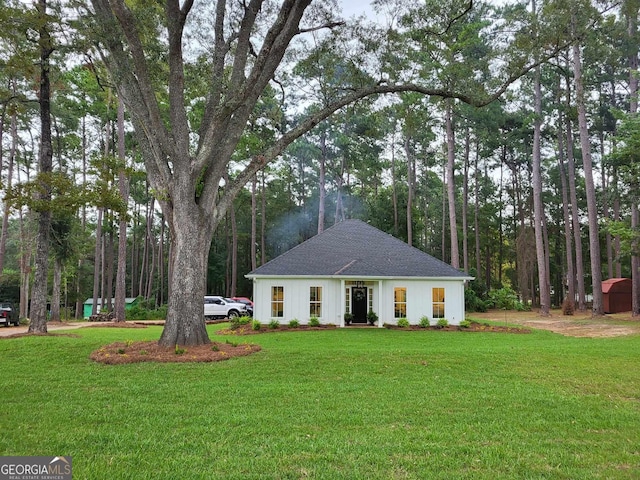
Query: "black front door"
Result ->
[[351, 287, 367, 323]]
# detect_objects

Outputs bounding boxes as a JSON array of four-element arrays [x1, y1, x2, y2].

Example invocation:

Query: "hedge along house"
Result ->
[[246, 220, 473, 327]]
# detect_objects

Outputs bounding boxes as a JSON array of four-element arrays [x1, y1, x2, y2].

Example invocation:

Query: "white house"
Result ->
[[246, 219, 473, 327]]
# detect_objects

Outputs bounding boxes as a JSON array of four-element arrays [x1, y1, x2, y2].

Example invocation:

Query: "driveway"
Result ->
[[471, 310, 640, 338], [0, 322, 86, 337]]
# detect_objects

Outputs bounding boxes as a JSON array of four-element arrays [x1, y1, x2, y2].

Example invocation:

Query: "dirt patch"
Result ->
[[90, 340, 261, 364], [470, 310, 640, 338]]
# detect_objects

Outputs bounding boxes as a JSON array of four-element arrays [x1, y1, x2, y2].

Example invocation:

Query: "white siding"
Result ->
[[380, 279, 465, 325], [252, 278, 342, 325], [253, 277, 466, 326]]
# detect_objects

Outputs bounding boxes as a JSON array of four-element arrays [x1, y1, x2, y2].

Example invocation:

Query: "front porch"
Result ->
[[341, 279, 383, 328]]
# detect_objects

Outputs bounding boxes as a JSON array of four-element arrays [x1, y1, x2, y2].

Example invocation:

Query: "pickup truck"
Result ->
[[204, 296, 248, 320], [0, 302, 19, 327]]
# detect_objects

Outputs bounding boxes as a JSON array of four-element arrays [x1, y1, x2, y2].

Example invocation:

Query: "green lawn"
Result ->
[[1, 324, 639, 479]]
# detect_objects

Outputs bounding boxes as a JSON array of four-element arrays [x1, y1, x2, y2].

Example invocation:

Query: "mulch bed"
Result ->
[[218, 324, 338, 335], [384, 322, 531, 333], [219, 321, 529, 335], [85, 321, 149, 328], [90, 340, 261, 364]]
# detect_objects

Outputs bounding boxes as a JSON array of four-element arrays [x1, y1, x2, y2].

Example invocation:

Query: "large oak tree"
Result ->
[[84, 0, 557, 346]]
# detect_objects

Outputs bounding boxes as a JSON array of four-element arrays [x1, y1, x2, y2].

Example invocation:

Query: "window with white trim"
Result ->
[[271, 286, 284, 318], [432, 287, 445, 318], [394, 287, 407, 318], [345, 287, 351, 313], [310, 286, 322, 317]]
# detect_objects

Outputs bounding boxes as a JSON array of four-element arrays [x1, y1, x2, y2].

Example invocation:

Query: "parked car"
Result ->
[[231, 296, 253, 307], [230, 297, 254, 316], [204, 296, 248, 320], [0, 302, 19, 327]]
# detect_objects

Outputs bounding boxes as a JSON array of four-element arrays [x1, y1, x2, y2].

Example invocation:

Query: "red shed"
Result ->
[[602, 278, 633, 314]]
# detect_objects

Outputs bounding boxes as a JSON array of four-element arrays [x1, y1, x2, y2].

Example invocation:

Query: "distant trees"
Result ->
[[0, 0, 638, 342]]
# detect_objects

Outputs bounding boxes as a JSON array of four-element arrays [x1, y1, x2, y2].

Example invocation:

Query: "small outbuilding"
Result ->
[[82, 297, 139, 318], [246, 219, 473, 327], [602, 278, 632, 314]]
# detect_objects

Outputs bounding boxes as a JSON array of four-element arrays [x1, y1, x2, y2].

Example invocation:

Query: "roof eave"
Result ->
[[246, 274, 475, 281]]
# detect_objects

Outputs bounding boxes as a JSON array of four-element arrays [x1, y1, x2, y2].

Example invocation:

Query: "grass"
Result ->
[[1, 324, 639, 479]]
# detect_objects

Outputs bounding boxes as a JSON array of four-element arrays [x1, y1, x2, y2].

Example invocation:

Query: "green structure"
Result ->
[[83, 297, 140, 318]]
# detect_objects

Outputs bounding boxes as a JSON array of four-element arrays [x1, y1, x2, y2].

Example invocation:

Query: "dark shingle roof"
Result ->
[[247, 219, 470, 279]]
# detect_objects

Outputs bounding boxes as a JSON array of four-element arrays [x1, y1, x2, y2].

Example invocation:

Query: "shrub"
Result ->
[[288, 319, 300, 328], [465, 288, 488, 312], [211, 345, 219, 352], [175, 345, 186, 355], [268, 319, 280, 329], [230, 316, 251, 330], [419, 316, 430, 328], [435, 318, 449, 329], [459, 319, 472, 329], [309, 316, 320, 327], [397, 318, 410, 328], [562, 298, 575, 316], [252, 320, 262, 331], [488, 287, 519, 310], [126, 303, 168, 320]]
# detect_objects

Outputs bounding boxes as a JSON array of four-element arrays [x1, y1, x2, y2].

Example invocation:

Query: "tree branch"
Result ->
[[298, 21, 345, 35], [223, 42, 571, 203]]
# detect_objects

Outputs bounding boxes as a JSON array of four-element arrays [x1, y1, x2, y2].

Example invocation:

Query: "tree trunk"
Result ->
[[445, 101, 460, 269], [130, 202, 139, 298], [91, 208, 103, 315], [317, 132, 327, 234], [474, 144, 481, 276], [404, 136, 414, 246], [391, 133, 399, 237], [158, 215, 165, 306], [158, 212, 212, 347], [261, 171, 266, 267], [462, 124, 470, 273], [50, 259, 62, 321], [565, 74, 587, 311], [29, 0, 54, 334], [75, 117, 89, 318], [251, 175, 257, 271], [600, 128, 613, 280], [557, 108, 576, 306], [145, 222, 156, 302], [627, 0, 639, 316], [105, 224, 115, 311], [632, 205, 639, 316], [114, 96, 129, 322], [531, 55, 550, 316], [0, 100, 17, 277], [573, 28, 604, 316], [230, 203, 238, 297]]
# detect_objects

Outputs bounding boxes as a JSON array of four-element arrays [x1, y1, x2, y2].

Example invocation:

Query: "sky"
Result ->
[[339, 0, 375, 18]]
